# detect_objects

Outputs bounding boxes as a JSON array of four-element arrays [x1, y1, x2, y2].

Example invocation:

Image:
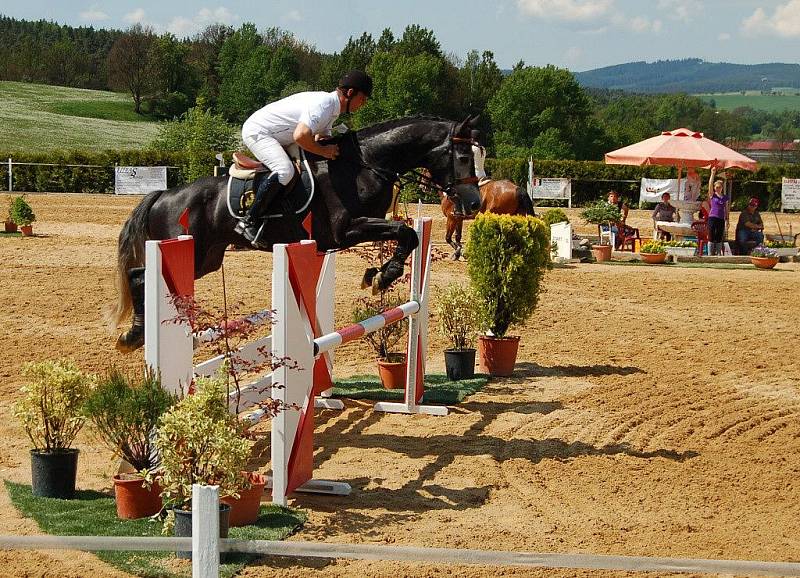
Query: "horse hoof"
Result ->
[[371, 273, 383, 295], [361, 267, 379, 290], [115, 330, 144, 354], [450, 252, 460, 261]]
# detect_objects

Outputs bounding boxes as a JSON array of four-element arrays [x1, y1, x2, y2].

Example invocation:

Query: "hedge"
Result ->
[[0, 150, 217, 193]]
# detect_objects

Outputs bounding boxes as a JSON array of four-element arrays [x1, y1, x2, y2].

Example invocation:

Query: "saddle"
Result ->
[[226, 150, 315, 221]]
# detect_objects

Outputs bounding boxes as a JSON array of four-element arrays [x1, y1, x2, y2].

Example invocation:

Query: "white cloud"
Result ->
[[629, 16, 662, 33], [656, 0, 698, 23], [516, 0, 614, 22], [564, 46, 582, 63], [284, 10, 303, 22], [742, 0, 800, 37], [80, 6, 108, 21], [166, 6, 238, 37], [718, 32, 731, 41], [123, 8, 147, 25]]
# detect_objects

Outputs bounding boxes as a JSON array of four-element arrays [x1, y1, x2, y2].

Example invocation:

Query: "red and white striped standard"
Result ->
[[313, 301, 420, 356]]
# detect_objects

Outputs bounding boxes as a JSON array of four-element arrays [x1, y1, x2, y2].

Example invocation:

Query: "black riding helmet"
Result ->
[[339, 70, 373, 97]]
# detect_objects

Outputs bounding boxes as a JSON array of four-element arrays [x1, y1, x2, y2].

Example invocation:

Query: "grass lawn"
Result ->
[[332, 372, 488, 403], [0, 81, 161, 152], [696, 92, 800, 113], [5, 481, 305, 578]]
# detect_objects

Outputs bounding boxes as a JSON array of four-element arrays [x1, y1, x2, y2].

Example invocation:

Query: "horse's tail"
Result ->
[[107, 190, 164, 329], [516, 186, 536, 216]]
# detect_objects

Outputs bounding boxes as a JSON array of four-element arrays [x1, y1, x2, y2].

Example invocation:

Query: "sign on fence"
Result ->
[[639, 175, 701, 204], [528, 158, 572, 207], [114, 166, 167, 195], [782, 178, 800, 211]]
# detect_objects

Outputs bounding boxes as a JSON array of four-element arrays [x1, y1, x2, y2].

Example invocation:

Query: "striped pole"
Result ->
[[314, 301, 420, 356]]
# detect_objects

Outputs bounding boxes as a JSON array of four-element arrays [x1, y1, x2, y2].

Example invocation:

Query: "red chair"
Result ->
[[597, 224, 640, 252], [691, 221, 708, 256]]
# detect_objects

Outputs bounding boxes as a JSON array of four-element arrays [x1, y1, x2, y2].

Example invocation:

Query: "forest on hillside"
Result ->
[[1, 17, 799, 162]]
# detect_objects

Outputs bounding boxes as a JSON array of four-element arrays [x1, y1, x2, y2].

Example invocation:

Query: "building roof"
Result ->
[[741, 140, 797, 151]]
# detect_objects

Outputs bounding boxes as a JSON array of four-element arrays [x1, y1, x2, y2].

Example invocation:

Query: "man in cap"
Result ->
[[735, 197, 764, 252], [236, 70, 373, 247]]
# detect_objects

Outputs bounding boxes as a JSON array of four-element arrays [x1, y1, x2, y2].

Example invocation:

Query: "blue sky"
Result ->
[[2, 0, 800, 71]]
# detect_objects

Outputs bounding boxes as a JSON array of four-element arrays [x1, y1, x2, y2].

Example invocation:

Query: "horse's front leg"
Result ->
[[338, 217, 419, 293], [453, 218, 465, 261]]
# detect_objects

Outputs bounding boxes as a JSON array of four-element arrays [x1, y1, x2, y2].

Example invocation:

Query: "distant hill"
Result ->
[[574, 59, 800, 94]]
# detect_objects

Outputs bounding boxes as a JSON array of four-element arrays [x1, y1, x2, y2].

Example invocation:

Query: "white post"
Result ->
[[7, 157, 11, 192], [192, 484, 219, 578]]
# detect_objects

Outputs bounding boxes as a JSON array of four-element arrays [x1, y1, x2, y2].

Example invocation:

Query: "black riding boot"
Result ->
[[115, 267, 146, 353], [234, 173, 284, 249]]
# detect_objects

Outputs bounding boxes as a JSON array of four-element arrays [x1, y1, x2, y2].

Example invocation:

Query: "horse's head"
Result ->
[[424, 117, 482, 217]]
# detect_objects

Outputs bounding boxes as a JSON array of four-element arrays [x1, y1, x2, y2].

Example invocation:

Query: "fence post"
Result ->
[[192, 484, 219, 578], [7, 157, 11, 193]]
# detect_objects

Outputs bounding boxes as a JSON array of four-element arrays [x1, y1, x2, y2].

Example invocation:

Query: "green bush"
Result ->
[[9, 195, 35, 226], [579, 200, 621, 226], [13, 360, 94, 452], [663, 240, 697, 248], [466, 214, 551, 337], [84, 368, 177, 472], [541, 208, 569, 226], [435, 284, 481, 351]]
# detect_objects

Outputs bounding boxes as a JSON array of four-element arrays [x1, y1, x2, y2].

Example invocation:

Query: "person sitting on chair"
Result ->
[[736, 197, 765, 253], [471, 129, 489, 186], [235, 69, 373, 247], [652, 192, 678, 240]]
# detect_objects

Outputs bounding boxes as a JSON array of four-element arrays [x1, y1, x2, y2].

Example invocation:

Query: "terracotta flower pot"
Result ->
[[751, 256, 779, 269], [221, 472, 267, 527], [113, 474, 162, 519], [20, 225, 33, 236], [591, 244, 612, 262], [640, 252, 667, 264], [4, 220, 17, 233], [478, 335, 520, 377], [377, 354, 407, 389]]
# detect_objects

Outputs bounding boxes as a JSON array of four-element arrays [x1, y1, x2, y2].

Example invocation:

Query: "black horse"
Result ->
[[111, 116, 482, 352]]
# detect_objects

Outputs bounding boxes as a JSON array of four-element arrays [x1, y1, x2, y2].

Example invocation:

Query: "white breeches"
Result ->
[[241, 132, 295, 185]]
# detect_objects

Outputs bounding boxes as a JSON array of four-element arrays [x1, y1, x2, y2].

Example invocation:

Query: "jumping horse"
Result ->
[[441, 178, 535, 260], [111, 116, 482, 352]]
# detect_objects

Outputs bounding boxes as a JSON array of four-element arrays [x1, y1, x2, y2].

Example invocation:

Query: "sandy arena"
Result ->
[[0, 193, 798, 578]]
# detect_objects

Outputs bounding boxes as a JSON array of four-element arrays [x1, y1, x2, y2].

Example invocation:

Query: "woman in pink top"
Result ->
[[706, 167, 729, 255]]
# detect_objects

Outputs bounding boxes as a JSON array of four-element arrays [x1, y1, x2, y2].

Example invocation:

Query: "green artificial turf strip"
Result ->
[[5, 481, 305, 578], [332, 372, 487, 403]]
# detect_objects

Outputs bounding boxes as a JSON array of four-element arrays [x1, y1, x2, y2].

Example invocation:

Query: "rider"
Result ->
[[471, 129, 489, 185], [235, 69, 373, 247]]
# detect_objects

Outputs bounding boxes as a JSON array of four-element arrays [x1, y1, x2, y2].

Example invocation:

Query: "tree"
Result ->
[[488, 65, 600, 159], [189, 24, 233, 109], [318, 32, 376, 91], [394, 24, 441, 58], [106, 24, 157, 114], [45, 39, 88, 86]]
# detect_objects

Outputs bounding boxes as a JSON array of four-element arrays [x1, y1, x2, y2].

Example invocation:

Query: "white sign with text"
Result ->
[[550, 221, 572, 260], [114, 166, 167, 195], [782, 178, 800, 210]]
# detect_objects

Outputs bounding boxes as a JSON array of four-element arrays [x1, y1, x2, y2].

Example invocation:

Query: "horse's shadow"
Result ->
[[512, 361, 646, 379]]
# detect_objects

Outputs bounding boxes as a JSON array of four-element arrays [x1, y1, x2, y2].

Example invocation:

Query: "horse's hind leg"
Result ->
[[115, 267, 146, 353]]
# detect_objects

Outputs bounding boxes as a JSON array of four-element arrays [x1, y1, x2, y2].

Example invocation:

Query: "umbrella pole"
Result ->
[[773, 211, 784, 241]]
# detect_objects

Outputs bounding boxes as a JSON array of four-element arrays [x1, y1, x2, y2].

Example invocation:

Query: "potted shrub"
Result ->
[[750, 245, 779, 269], [83, 368, 177, 519], [639, 239, 668, 264], [9, 195, 35, 236], [155, 374, 251, 557], [4, 198, 17, 232], [350, 290, 409, 389], [663, 239, 697, 258], [466, 214, 551, 376], [579, 201, 622, 262], [13, 359, 94, 499], [541, 208, 569, 227], [765, 240, 798, 257], [435, 284, 480, 381]]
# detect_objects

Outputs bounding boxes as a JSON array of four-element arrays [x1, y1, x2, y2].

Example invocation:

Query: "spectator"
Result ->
[[652, 192, 678, 240], [736, 197, 765, 252], [607, 190, 630, 248], [706, 169, 729, 256]]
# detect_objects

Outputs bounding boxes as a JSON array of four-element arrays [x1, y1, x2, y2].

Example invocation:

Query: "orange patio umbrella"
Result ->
[[604, 127, 758, 171]]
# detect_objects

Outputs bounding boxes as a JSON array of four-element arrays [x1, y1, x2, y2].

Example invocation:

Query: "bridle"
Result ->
[[368, 127, 480, 199]]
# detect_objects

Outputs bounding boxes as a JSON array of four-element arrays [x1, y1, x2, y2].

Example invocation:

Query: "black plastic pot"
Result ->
[[174, 503, 231, 560], [444, 348, 476, 381], [30, 448, 79, 499]]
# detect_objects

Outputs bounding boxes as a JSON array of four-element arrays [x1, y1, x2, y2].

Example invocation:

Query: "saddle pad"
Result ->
[[226, 156, 314, 220]]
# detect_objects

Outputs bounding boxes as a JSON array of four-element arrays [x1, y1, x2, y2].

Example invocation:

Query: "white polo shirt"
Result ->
[[242, 91, 341, 146]]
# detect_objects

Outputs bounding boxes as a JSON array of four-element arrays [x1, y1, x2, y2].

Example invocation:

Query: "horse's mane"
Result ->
[[356, 115, 453, 138]]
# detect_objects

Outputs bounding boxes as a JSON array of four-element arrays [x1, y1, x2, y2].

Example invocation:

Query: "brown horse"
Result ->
[[441, 179, 536, 260]]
